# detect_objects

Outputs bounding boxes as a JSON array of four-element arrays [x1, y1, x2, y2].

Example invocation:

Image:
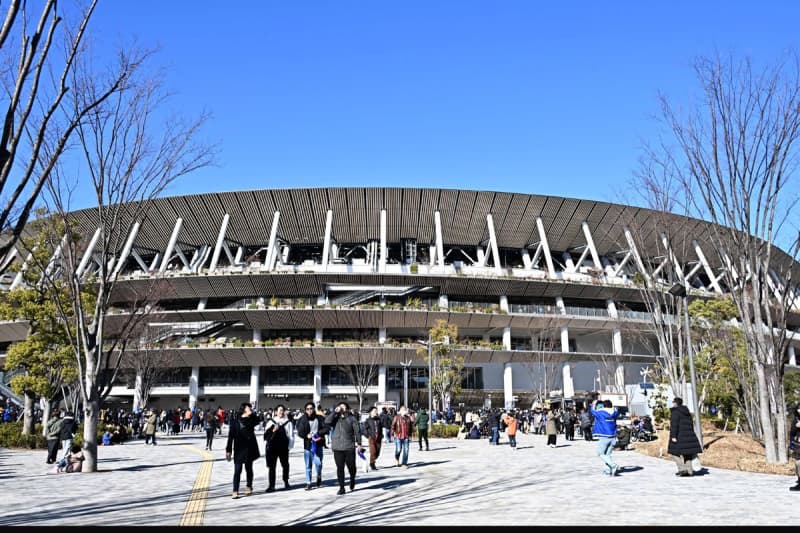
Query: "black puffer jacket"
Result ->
[[225, 414, 261, 463], [667, 405, 702, 456]]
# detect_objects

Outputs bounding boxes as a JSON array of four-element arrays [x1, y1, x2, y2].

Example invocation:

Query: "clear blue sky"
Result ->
[[85, 1, 800, 209]]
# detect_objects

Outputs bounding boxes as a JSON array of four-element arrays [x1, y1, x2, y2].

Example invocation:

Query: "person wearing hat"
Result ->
[[143, 408, 158, 445], [414, 407, 430, 451], [668, 397, 703, 477]]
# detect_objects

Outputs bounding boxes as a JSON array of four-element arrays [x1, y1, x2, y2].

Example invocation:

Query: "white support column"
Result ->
[[378, 365, 387, 403], [264, 211, 281, 271], [693, 240, 722, 293], [379, 209, 387, 273], [582, 221, 603, 270], [250, 366, 260, 408], [555, 296, 566, 315], [379, 328, 387, 344], [662, 233, 686, 284], [130, 250, 150, 273], [613, 251, 633, 277], [252, 328, 262, 343], [530, 243, 544, 270], [562, 364, 575, 398], [159, 218, 183, 273], [133, 373, 143, 411], [438, 294, 449, 309], [615, 364, 625, 394], [520, 248, 532, 269], [573, 246, 591, 272], [434, 210, 445, 272], [321, 209, 333, 272], [315, 328, 323, 342], [43, 233, 68, 278], [536, 217, 556, 277], [234, 245, 244, 266], [503, 327, 511, 350], [0, 247, 18, 274], [607, 300, 622, 355], [429, 244, 436, 267], [503, 363, 513, 410], [10, 251, 33, 290], [487, 213, 502, 274], [623, 227, 649, 280], [561, 327, 570, 353], [562, 252, 575, 272], [789, 345, 797, 366], [173, 246, 191, 271], [112, 222, 142, 278], [148, 253, 161, 272], [499, 295, 509, 312], [476, 246, 486, 266], [209, 214, 230, 272], [197, 298, 207, 311], [189, 366, 199, 410], [313, 365, 323, 406], [77, 228, 102, 278]]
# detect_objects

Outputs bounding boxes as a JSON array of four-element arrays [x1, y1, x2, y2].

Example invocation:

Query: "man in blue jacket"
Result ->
[[589, 399, 620, 476]]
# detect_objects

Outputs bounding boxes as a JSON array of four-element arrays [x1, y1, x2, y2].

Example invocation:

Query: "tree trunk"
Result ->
[[41, 399, 51, 437], [754, 363, 778, 463], [22, 393, 35, 434], [81, 393, 100, 472]]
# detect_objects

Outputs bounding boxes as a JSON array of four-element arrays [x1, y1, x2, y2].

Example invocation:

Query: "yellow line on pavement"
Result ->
[[177, 441, 214, 527]]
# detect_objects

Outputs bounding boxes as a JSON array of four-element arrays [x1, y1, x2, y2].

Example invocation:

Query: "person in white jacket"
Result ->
[[263, 404, 295, 492]]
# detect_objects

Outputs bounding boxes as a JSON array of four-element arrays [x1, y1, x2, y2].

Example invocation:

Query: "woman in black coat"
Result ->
[[225, 402, 261, 498], [668, 397, 703, 477]]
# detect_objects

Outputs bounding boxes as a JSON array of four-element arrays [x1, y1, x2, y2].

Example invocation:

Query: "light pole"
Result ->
[[669, 282, 703, 448], [400, 359, 412, 409], [418, 333, 445, 431]]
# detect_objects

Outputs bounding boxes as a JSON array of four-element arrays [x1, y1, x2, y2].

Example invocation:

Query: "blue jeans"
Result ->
[[384, 428, 392, 443], [596, 436, 617, 473], [303, 447, 323, 483], [490, 427, 499, 444], [394, 437, 410, 465]]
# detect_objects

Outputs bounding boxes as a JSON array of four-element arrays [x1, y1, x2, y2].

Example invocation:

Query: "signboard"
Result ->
[[375, 401, 396, 411]]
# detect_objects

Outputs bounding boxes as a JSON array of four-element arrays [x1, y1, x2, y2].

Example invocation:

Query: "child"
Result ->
[[102, 429, 113, 446]]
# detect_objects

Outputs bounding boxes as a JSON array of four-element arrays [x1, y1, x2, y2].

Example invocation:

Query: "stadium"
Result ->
[[1, 187, 798, 413]]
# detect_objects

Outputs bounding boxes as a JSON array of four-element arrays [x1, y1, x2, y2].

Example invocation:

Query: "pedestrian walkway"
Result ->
[[0, 429, 796, 526]]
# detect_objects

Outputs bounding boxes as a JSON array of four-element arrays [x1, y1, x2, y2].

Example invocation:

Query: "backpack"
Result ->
[[265, 420, 290, 452]]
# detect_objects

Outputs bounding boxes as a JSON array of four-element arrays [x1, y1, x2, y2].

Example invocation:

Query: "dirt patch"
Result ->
[[632, 421, 796, 476]]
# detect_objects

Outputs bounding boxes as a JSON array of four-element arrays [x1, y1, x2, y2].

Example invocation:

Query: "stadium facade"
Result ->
[[1, 187, 798, 412]]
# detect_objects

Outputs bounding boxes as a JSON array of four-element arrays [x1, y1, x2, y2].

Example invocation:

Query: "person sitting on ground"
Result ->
[[58, 444, 85, 473], [102, 429, 113, 446]]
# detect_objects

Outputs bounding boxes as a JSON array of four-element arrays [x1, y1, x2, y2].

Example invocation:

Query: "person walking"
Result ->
[[668, 396, 703, 477], [203, 410, 219, 450], [391, 405, 413, 468], [790, 406, 800, 491], [563, 408, 576, 441], [295, 401, 328, 490], [589, 399, 620, 476], [487, 408, 501, 445], [501, 409, 518, 450], [225, 402, 261, 499], [45, 410, 63, 464], [415, 407, 430, 451], [143, 409, 158, 445], [263, 404, 294, 492], [324, 401, 364, 495], [380, 407, 393, 444], [59, 411, 77, 461], [363, 406, 383, 470], [545, 409, 559, 448], [579, 407, 593, 441]]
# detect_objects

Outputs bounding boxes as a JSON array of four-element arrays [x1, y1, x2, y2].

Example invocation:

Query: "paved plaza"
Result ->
[[0, 429, 797, 527]]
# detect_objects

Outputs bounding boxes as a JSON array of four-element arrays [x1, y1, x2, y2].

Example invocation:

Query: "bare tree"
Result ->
[[30, 44, 215, 471], [337, 348, 382, 414], [522, 318, 563, 402], [127, 322, 174, 410], [0, 1, 131, 265], [644, 52, 800, 463]]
